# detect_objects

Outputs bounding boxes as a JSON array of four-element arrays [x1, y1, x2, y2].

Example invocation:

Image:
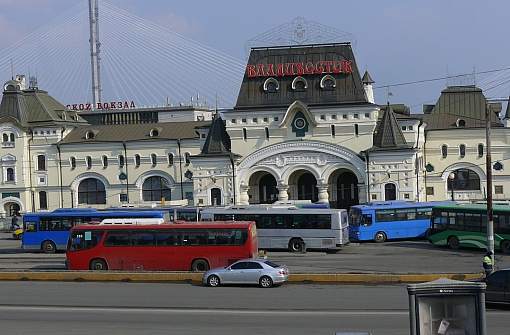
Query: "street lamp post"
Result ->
[[70, 187, 74, 208], [449, 172, 455, 201]]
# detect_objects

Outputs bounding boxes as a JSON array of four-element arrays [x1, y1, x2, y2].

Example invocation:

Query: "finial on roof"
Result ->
[[362, 71, 374, 85]]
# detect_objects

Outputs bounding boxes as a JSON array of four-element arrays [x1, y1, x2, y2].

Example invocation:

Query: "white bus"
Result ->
[[99, 218, 165, 225], [200, 206, 349, 252]]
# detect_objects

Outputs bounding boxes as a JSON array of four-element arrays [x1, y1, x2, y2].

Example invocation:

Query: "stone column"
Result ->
[[276, 180, 289, 201], [239, 180, 250, 205], [316, 180, 329, 204]]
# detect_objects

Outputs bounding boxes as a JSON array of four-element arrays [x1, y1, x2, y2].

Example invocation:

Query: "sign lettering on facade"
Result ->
[[66, 101, 136, 111], [246, 60, 353, 78]]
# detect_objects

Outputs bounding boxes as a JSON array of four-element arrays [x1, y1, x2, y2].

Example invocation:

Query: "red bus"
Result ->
[[66, 221, 258, 271]]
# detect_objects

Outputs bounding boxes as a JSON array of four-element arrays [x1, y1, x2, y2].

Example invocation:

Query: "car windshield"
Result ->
[[264, 261, 280, 268]]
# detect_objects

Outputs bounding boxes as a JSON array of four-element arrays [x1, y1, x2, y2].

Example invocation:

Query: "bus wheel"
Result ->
[[289, 238, 303, 252], [191, 259, 209, 272], [207, 275, 220, 287], [500, 240, 510, 254], [425, 229, 432, 240], [42, 241, 56, 254], [374, 232, 387, 243], [90, 259, 108, 270], [448, 236, 460, 249], [259, 275, 273, 288]]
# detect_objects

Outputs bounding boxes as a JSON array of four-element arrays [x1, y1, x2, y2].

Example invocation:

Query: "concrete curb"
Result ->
[[0, 271, 483, 283]]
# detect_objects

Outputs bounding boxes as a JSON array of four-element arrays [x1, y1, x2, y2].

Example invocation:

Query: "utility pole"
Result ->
[[486, 102, 494, 256]]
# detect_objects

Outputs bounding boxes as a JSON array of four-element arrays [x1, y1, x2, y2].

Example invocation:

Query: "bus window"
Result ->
[[25, 221, 37, 232], [106, 231, 131, 246], [362, 214, 372, 226], [69, 230, 104, 251], [132, 231, 156, 245]]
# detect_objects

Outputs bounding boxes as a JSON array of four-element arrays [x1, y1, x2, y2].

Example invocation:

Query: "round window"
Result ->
[[294, 118, 306, 129]]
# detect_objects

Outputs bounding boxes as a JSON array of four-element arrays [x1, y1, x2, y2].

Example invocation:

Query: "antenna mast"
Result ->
[[89, 0, 102, 109]]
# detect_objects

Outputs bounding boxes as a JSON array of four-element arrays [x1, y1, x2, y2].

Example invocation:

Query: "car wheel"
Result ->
[[16, 233, 23, 240], [374, 232, 387, 243], [207, 275, 220, 287], [448, 236, 460, 249], [42, 241, 56, 254], [500, 240, 510, 254], [90, 259, 108, 270], [289, 238, 303, 252], [259, 275, 273, 288], [191, 259, 209, 271]]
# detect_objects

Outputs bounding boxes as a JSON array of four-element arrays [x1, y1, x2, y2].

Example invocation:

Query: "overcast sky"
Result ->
[[1, 0, 509, 113]]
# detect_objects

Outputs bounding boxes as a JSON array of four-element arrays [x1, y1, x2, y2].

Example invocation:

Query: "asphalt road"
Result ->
[[1, 281, 508, 335], [1, 230, 509, 275]]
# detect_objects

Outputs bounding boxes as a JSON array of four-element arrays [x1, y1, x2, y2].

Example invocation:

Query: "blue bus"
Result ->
[[348, 201, 454, 243], [22, 208, 170, 253]]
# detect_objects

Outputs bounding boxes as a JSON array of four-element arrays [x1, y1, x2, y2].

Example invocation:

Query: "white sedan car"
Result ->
[[202, 258, 290, 288]]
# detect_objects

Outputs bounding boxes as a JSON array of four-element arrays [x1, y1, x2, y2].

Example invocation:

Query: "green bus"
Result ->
[[428, 203, 510, 253]]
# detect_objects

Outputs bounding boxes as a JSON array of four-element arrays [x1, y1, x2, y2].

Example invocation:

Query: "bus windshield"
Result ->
[[66, 221, 258, 271]]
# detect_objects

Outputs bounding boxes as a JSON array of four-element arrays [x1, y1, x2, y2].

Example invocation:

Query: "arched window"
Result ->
[[2, 134, 8, 142], [168, 153, 174, 166], [331, 125, 336, 137], [448, 169, 480, 191], [211, 187, 222, 206], [478, 144, 484, 157], [70, 157, 76, 169], [242, 128, 247, 141], [265, 127, 269, 141], [384, 183, 397, 201], [151, 153, 157, 165], [185, 152, 190, 166], [78, 178, 106, 204], [37, 155, 46, 171], [6, 168, 14, 181], [135, 154, 141, 167], [86, 156, 92, 169], [102, 156, 108, 167], [354, 124, 359, 137], [459, 144, 466, 158], [442, 145, 448, 158], [10, 133, 14, 142], [39, 191, 47, 210], [142, 176, 171, 201], [119, 155, 125, 168]]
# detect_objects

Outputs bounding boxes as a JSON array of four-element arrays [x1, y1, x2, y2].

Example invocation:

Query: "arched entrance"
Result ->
[[259, 174, 277, 204], [336, 171, 359, 210], [297, 172, 318, 202], [8, 203, 20, 216]]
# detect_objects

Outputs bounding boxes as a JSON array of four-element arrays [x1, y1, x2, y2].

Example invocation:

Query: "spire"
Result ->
[[200, 112, 231, 154], [362, 70, 375, 103], [372, 104, 410, 149], [362, 71, 374, 85]]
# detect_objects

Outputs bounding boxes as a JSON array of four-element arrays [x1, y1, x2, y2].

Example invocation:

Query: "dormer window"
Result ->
[[85, 130, 95, 139], [320, 75, 336, 91], [263, 78, 279, 93], [292, 76, 307, 91], [150, 128, 160, 137], [456, 118, 467, 127]]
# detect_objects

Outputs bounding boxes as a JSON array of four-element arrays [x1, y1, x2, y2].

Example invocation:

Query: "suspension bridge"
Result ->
[[0, 1, 508, 110]]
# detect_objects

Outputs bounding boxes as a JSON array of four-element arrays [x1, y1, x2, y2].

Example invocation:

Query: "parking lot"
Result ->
[[1, 230, 508, 275]]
